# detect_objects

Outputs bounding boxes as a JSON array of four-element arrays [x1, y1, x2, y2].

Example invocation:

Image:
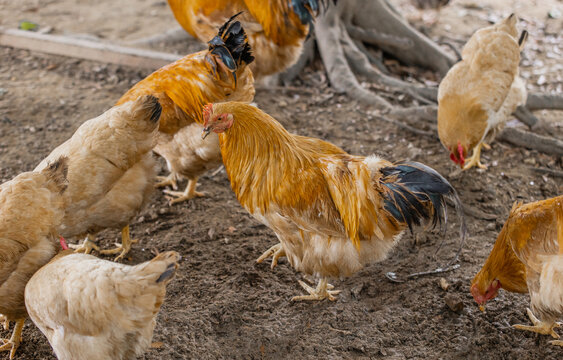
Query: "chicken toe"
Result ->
[[550, 340, 563, 347], [463, 143, 488, 170], [69, 235, 100, 254], [291, 278, 341, 302], [256, 243, 286, 269], [163, 179, 205, 205], [155, 174, 178, 190], [0, 319, 24, 360], [513, 308, 560, 339], [100, 225, 138, 261]]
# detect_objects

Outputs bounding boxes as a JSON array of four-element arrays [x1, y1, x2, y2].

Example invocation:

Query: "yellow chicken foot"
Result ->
[[463, 143, 488, 170], [482, 143, 491, 150], [256, 243, 286, 269], [69, 234, 100, 254], [550, 340, 563, 347], [100, 225, 138, 261], [0, 318, 24, 359], [513, 308, 560, 339], [291, 278, 341, 302], [163, 179, 205, 205], [155, 174, 178, 190]]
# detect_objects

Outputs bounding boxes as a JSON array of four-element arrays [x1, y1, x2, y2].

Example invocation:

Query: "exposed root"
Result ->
[[346, 24, 413, 50], [127, 27, 190, 46], [528, 167, 563, 179], [372, 115, 437, 139], [446, 198, 496, 221], [388, 105, 438, 124], [498, 127, 563, 156], [526, 93, 563, 111], [352, 39, 389, 74], [315, 4, 392, 110], [513, 105, 541, 130]]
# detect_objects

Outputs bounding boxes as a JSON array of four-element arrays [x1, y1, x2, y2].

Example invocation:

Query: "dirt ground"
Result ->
[[1, 0, 562, 359]]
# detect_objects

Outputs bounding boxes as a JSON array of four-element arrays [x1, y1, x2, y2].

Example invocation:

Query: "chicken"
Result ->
[[201, 102, 465, 301], [34, 95, 162, 260], [24, 250, 180, 360], [438, 13, 528, 170], [0, 157, 68, 359], [471, 196, 563, 346], [118, 15, 255, 204], [167, 0, 323, 81]]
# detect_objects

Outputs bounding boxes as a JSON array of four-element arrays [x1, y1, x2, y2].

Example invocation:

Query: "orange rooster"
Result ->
[[118, 14, 255, 204], [471, 195, 563, 346], [167, 0, 325, 80], [438, 14, 528, 170], [201, 102, 465, 301]]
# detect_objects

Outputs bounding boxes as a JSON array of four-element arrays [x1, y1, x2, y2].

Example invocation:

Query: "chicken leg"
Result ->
[[513, 308, 560, 339], [463, 142, 488, 170], [256, 243, 286, 269], [0, 318, 24, 359], [163, 179, 205, 205], [100, 225, 138, 261], [69, 234, 100, 254], [291, 278, 341, 301]]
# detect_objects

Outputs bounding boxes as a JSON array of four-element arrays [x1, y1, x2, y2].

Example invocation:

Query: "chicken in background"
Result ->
[[202, 102, 466, 301], [118, 15, 255, 204], [0, 158, 68, 359], [167, 0, 326, 81], [25, 250, 180, 360], [35, 95, 162, 260], [471, 195, 563, 346], [438, 14, 528, 170]]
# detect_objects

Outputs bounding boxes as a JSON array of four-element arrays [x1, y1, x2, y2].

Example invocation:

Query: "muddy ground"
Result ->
[[1, 0, 562, 359]]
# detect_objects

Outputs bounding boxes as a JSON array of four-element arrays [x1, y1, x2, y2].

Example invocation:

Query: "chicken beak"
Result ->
[[201, 127, 211, 140]]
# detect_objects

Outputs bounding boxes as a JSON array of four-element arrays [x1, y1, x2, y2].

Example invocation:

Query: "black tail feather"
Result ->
[[518, 30, 528, 48], [380, 161, 467, 264], [208, 12, 254, 72]]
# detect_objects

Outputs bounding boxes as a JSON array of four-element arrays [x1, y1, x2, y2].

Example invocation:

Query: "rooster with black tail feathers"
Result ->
[[118, 15, 255, 204], [201, 101, 467, 301], [168, 0, 333, 80]]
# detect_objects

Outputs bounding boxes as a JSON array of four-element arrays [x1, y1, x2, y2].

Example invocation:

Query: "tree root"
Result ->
[[128, 27, 190, 46], [372, 115, 437, 139], [446, 198, 496, 221], [498, 128, 563, 156], [526, 93, 563, 111], [528, 167, 563, 179], [346, 24, 413, 50], [513, 105, 540, 129]]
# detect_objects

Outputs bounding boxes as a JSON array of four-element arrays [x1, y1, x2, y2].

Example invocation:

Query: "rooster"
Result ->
[[202, 102, 466, 301], [438, 14, 528, 170], [118, 14, 255, 204], [471, 196, 563, 346], [167, 0, 326, 80]]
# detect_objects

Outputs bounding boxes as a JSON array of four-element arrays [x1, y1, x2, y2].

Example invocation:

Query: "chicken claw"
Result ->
[[256, 243, 286, 269], [155, 174, 178, 190], [69, 235, 100, 254], [100, 225, 138, 261], [462, 143, 488, 170], [291, 278, 341, 302], [550, 340, 563, 347], [163, 179, 204, 205], [0, 315, 8, 331], [513, 308, 560, 339], [0, 318, 24, 359]]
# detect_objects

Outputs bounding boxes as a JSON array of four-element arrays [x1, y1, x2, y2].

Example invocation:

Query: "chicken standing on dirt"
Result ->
[[25, 250, 180, 360], [202, 102, 465, 301], [0, 158, 68, 359], [168, 0, 324, 81], [438, 13, 528, 170], [118, 15, 255, 205], [471, 195, 563, 346], [35, 95, 162, 261]]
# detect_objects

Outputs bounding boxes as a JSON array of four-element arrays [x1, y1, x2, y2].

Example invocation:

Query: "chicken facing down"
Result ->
[[0, 158, 68, 359], [471, 196, 563, 346], [118, 15, 255, 204], [25, 250, 180, 360], [438, 14, 528, 170], [167, 0, 324, 80], [202, 102, 465, 301], [35, 95, 162, 260]]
